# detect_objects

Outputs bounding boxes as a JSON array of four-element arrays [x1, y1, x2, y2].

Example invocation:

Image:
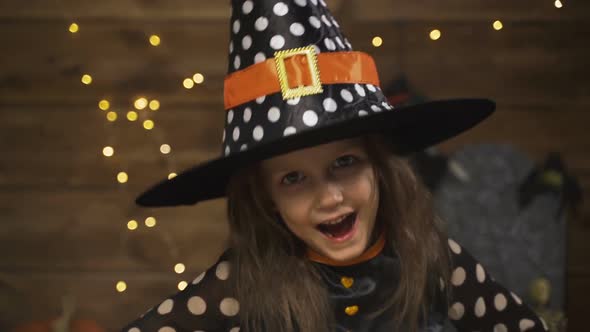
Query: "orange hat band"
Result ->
[[224, 50, 381, 110]]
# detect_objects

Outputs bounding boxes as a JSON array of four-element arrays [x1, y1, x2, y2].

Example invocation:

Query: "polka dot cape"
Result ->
[[122, 239, 548, 332]]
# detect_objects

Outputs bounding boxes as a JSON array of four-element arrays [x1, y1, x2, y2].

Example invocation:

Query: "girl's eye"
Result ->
[[333, 155, 358, 169], [281, 172, 304, 185]]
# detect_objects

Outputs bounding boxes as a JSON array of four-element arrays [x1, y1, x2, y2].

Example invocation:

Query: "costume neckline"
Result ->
[[305, 231, 386, 267]]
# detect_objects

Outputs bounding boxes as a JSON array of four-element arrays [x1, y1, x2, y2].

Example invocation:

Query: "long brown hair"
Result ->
[[226, 133, 450, 331]]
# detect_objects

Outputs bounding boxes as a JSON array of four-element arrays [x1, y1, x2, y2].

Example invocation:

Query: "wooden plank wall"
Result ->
[[0, 0, 588, 330]]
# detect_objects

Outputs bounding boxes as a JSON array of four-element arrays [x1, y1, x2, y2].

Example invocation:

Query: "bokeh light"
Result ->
[[429, 29, 441, 41], [371, 36, 383, 47], [103, 146, 114, 157], [116, 281, 127, 292], [117, 172, 128, 183]]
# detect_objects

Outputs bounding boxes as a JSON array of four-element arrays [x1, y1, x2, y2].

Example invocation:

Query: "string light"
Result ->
[[106, 111, 118, 122], [145, 217, 157, 227], [81, 74, 93, 85], [103, 146, 114, 157], [193, 73, 205, 84], [69, 23, 79, 33], [117, 172, 129, 183], [429, 29, 441, 41], [149, 99, 160, 111], [149, 34, 161, 46], [98, 99, 110, 111], [127, 111, 138, 121], [168, 173, 177, 180], [127, 220, 138, 230], [493, 20, 503, 31], [183, 78, 195, 89], [116, 281, 127, 292], [554, 0, 563, 8], [174, 263, 186, 274], [143, 120, 155, 130], [371, 36, 383, 47], [134, 97, 148, 110], [178, 281, 188, 291], [160, 144, 171, 154]]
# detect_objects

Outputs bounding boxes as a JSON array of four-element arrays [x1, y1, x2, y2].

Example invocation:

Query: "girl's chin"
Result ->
[[314, 236, 369, 262]]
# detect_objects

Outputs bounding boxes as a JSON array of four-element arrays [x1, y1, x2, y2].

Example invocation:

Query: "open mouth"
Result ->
[[317, 213, 357, 239]]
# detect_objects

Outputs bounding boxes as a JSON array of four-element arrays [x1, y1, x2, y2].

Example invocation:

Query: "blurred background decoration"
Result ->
[[0, 0, 588, 330]]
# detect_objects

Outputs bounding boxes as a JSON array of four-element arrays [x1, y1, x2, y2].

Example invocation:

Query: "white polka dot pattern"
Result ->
[[303, 110, 318, 127], [273, 2, 289, 16], [220, 297, 240, 316], [286, 96, 300, 105], [290, 23, 305, 36], [253, 126, 264, 141], [243, 108, 252, 123], [192, 271, 206, 284], [242, 35, 252, 50], [187, 296, 207, 315], [267, 107, 281, 122], [254, 52, 266, 63], [309, 16, 321, 28], [445, 238, 546, 331], [255, 17, 269, 31], [270, 35, 285, 49], [476, 263, 486, 283], [495, 293, 508, 311], [494, 324, 508, 332], [474, 297, 486, 317], [354, 84, 366, 97], [448, 238, 462, 254], [220, 83, 396, 156], [158, 327, 175, 332], [448, 302, 464, 320], [511, 292, 523, 305], [242, 1, 253, 14], [340, 89, 353, 102], [519, 319, 535, 331], [157, 299, 174, 314], [451, 267, 466, 286], [232, 127, 240, 141], [284, 126, 297, 136], [227, 110, 234, 124], [323, 98, 337, 112], [216, 261, 230, 280]]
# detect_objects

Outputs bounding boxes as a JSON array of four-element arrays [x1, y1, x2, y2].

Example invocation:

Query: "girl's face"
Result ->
[[261, 137, 379, 262]]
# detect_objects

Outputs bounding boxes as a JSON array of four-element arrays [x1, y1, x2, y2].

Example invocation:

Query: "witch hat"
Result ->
[[136, 0, 495, 207]]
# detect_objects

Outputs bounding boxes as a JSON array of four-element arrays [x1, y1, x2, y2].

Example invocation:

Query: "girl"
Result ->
[[123, 0, 547, 331]]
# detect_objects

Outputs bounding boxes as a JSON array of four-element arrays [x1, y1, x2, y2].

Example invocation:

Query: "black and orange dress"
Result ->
[[121, 234, 547, 332]]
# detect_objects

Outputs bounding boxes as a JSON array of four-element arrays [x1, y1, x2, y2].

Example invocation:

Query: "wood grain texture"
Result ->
[[1, 20, 588, 107]]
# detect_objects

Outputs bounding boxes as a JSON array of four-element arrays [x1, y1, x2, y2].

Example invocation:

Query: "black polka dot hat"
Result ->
[[135, 0, 495, 207]]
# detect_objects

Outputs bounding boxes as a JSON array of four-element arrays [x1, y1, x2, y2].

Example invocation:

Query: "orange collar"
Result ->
[[305, 231, 386, 267]]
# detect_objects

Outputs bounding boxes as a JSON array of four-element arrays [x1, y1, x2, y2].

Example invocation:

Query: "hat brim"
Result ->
[[135, 98, 494, 207]]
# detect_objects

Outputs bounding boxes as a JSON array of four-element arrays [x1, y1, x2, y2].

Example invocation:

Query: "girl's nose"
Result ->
[[316, 181, 344, 209]]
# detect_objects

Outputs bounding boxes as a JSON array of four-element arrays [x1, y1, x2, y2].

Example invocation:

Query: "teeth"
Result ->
[[322, 213, 351, 225]]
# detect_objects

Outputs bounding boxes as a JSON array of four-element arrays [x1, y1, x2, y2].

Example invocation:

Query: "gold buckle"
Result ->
[[274, 45, 323, 100]]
